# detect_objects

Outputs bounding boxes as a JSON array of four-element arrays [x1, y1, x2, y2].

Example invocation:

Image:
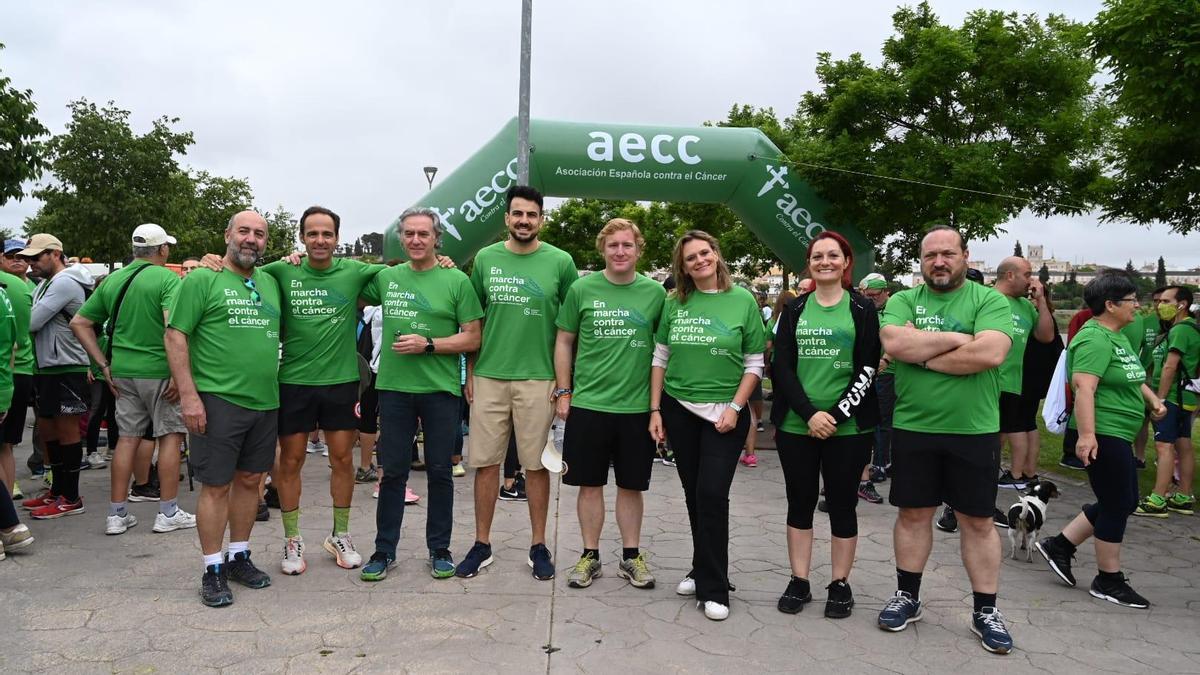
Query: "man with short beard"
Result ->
[[876, 226, 1015, 654], [166, 211, 282, 607]]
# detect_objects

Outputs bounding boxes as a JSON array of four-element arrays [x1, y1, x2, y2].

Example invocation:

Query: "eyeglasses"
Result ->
[[243, 277, 262, 306], [1112, 297, 1139, 305]]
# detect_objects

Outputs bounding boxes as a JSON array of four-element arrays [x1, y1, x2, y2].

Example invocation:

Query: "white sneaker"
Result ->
[[702, 601, 730, 621], [305, 441, 324, 454], [323, 533, 363, 569], [152, 508, 196, 533], [372, 485, 379, 499], [86, 452, 107, 469], [105, 513, 137, 535], [676, 576, 696, 596], [282, 535, 307, 575]]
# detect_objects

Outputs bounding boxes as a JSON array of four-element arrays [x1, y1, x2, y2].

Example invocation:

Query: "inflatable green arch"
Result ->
[[383, 118, 872, 279]]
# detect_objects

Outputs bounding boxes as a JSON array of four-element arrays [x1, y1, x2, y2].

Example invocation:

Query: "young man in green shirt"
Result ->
[[554, 219, 665, 590], [877, 226, 1015, 654], [166, 211, 281, 607], [457, 185, 579, 581], [357, 208, 483, 581], [2, 239, 44, 485], [71, 224, 195, 537], [1136, 285, 1199, 517]]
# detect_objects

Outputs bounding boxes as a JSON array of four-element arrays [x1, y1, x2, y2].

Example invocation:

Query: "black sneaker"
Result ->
[[1034, 536, 1076, 587], [1059, 455, 1086, 471], [256, 501, 269, 522], [869, 465, 888, 483], [264, 484, 281, 509], [992, 507, 1010, 529], [971, 607, 1013, 654], [455, 541, 494, 578], [225, 551, 272, 589], [200, 564, 233, 607], [824, 579, 854, 619], [997, 470, 1026, 490], [128, 482, 160, 502], [529, 543, 555, 581], [1089, 573, 1149, 608], [935, 505, 958, 533], [499, 475, 527, 502], [777, 576, 812, 614]]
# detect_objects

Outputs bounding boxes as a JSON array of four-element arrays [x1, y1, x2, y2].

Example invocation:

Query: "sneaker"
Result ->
[[281, 536, 307, 575], [816, 499, 829, 513], [756, 421, 766, 433], [1058, 455, 1085, 470], [360, 552, 396, 581], [85, 451, 107, 469], [777, 576, 812, 614], [455, 541, 494, 578], [568, 554, 602, 588], [1089, 573, 1149, 608], [0, 524, 34, 552], [429, 548, 456, 579], [200, 564, 233, 607], [11, 483, 23, 500], [870, 465, 888, 483], [306, 440, 325, 454], [935, 505, 958, 533], [21, 489, 55, 510], [264, 484, 280, 509], [858, 481, 883, 504], [128, 482, 160, 502], [256, 501, 269, 522], [877, 591, 922, 631], [42, 469, 51, 488], [1134, 494, 1169, 518], [153, 508, 197, 533], [499, 483, 526, 502], [355, 466, 379, 484], [1166, 494, 1195, 515], [824, 579, 854, 619], [702, 601, 729, 621], [451, 463, 466, 478], [405, 487, 420, 504], [997, 469, 1026, 490], [321, 446, 329, 458], [372, 484, 379, 499], [105, 512, 137, 535], [993, 507, 1010, 529], [970, 607, 1014, 654], [324, 533, 363, 569], [661, 454, 676, 468], [617, 553, 656, 589], [676, 576, 696, 596], [529, 543, 555, 581], [31, 496, 85, 519], [225, 551, 271, 589], [1035, 537, 1077, 587], [740, 453, 758, 468]]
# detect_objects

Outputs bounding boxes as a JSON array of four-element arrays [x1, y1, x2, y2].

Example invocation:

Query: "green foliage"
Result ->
[[0, 43, 49, 207], [1038, 263, 1051, 284], [262, 206, 299, 261], [1093, 0, 1200, 232], [1014, 241, 1023, 257]]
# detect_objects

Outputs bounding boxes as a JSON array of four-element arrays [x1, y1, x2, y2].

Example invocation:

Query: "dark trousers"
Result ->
[[660, 392, 750, 606], [1069, 429, 1138, 543], [375, 391, 460, 557], [777, 431, 872, 537], [873, 373, 895, 467], [0, 487, 18, 529], [86, 381, 117, 454]]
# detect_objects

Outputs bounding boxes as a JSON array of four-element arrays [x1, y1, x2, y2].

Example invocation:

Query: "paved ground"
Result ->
[[3, 427, 1199, 674]]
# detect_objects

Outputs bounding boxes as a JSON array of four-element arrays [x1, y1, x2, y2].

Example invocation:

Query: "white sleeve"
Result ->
[[369, 307, 383, 372], [652, 342, 670, 369], [743, 352, 765, 377]]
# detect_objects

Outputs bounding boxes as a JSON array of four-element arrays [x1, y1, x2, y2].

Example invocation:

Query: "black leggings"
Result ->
[[660, 392, 750, 606], [86, 382, 118, 454], [1069, 429, 1138, 543], [777, 430, 872, 537], [0, 486, 19, 529]]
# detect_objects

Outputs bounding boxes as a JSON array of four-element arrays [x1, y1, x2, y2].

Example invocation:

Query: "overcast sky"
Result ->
[[1, 1, 1195, 269]]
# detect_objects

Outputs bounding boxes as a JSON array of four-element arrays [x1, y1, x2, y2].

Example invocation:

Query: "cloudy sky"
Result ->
[[1, 0, 1195, 270]]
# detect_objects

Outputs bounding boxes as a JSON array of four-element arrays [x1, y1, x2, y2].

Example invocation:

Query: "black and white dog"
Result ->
[[1006, 480, 1060, 561]]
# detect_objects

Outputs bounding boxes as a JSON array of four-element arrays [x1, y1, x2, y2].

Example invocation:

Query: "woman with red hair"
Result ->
[[769, 231, 881, 619]]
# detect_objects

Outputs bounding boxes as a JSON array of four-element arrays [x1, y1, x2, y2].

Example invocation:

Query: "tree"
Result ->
[[261, 206, 298, 261], [1038, 263, 1050, 284], [1125, 259, 1136, 276], [0, 43, 49, 206], [360, 232, 383, 256], [1014, 241, 1023, 257], [1155, 256, 1167, 287], [1093, 0, 1200, 233], [790, 3, 1109, 265]]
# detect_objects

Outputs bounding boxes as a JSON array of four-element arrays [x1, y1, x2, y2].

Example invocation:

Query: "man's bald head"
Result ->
[[225, 210, 269, 271], [227, 210, 267, 232], [995, 255, 1033, 298]]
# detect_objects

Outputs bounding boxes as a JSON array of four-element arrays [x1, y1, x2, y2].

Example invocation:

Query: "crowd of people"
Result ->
[[0, 185, 1196, 658]]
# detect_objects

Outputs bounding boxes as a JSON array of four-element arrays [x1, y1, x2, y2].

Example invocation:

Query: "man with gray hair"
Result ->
[[72, 223, 196, 537], [166, 210, 282, 607]]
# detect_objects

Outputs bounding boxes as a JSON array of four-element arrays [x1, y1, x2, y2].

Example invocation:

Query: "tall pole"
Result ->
[[516, 0, 532, 184]]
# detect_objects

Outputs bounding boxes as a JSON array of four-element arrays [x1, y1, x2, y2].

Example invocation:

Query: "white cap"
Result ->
[[131, 223, 177, 247], [541, 438, 564, 474]]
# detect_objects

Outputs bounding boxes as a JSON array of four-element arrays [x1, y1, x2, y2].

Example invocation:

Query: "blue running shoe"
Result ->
[[971, 607, 1014, 654], [529, 543, 555, 581], [360, 552, 396, 581], [429, 548, 456, 579], [455, 541, 494, 578], [877, 590, 922, 631]]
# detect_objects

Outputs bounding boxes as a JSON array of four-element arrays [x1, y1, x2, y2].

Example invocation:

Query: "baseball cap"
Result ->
[[965, 268, 985, 283], [132, 223, 177, 247], [16, 233, 64, 257], [859, 273, 887, 290], [3, 239, 27, 255]]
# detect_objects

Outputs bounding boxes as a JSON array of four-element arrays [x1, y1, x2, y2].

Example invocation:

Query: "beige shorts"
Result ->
[[112, 377, 187, 437], [468, 376, 554, 470]]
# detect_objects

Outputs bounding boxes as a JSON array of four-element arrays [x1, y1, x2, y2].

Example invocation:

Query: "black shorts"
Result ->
[[888, 429, 1000, 518], [32, 372, 90, 418], [356, 373, 379, 435], [2, 374, 33, 444], [999, 392, 1037, 433], [561, 407, 656, 491], [278, 382, 359, 435], [190, 393, 278, 486]]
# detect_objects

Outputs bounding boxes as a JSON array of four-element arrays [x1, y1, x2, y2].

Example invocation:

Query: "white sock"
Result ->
[[227, 541, 249, 560], [203, 552, 224, 569]]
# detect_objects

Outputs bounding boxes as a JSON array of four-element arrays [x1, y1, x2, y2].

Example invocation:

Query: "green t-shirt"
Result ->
[[999, 296, 1037, 394], [780, 293, 871, 437], [77, 260, 180, 379], [881, 282, 1013, 434], [167, 268, 282, 411], [0, 272, 34, 376], [654, 286, 767, 403], [0, 289, 15, 410], [1067, 320, 1147, 442], [555, 272, 666, 413], [470, 241, 578, 381], [1139, 313, 1159, 371], [263, 258, 382, 386], [361, 264, 483, 395], [1157, 318, 1200, 410]]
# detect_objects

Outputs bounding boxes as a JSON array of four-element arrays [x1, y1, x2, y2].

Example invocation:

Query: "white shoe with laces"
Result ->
[[281, 535, 307, 575], [105, 512, 137, 535], [153, 508, 196, 533], [702, 601, 729, 621], [676, 576, 696, 596], [324, 533, 363, 569]]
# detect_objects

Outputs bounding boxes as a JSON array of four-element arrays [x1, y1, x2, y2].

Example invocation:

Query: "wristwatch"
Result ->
[[728, 401, 744, 412], [424, 337, 435, 354]]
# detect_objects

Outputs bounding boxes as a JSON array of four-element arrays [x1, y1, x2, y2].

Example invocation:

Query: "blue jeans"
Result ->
[[375, 390, 460, 557]]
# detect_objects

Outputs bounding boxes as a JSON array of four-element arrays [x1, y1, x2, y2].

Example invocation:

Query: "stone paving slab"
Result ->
[[2, 436, 1199, 674]]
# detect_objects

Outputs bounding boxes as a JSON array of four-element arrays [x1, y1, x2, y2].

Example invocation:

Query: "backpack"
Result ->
[[356, 308, 375, 361]]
